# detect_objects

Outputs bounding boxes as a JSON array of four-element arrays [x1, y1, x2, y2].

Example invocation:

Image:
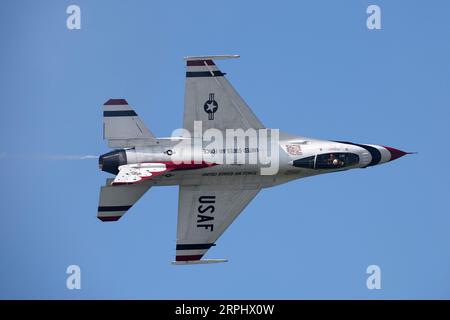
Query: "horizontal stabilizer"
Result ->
[[97, 178, 150, 221], [103, 99, 154, 148]]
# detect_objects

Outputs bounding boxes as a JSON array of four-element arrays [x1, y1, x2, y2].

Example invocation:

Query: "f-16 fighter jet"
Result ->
[[98, 55, 411, 265]]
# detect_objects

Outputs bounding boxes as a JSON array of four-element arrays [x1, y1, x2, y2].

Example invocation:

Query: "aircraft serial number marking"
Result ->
[[203, 147, 259, 154]]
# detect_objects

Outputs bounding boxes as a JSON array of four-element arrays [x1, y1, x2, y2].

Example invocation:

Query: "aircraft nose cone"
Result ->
[[383, 146, 409, 161]]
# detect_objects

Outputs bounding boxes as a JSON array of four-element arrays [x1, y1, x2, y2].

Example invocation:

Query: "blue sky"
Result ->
[[1, 0, 449, 299]]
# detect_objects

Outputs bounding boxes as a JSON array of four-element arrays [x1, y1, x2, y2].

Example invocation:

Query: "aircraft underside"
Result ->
[[97, 55, 410, 264]]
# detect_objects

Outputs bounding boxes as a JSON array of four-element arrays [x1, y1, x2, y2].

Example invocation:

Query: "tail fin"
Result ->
[[103, 99, 154, 148]]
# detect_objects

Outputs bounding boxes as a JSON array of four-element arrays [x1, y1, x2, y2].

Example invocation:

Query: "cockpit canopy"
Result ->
[[293, 152, 359, 170]]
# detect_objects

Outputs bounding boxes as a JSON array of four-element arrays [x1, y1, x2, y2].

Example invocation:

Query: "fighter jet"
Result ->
[[98, 55, 411, 265]]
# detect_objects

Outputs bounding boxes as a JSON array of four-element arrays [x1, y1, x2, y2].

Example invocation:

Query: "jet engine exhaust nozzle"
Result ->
[[98, 149, 127, 174]]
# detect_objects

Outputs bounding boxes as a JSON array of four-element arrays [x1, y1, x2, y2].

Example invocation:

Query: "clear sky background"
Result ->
[[1, 0, 449, 299]]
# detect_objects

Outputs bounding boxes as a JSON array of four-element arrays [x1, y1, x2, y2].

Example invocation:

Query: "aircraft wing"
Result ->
[[173, 184, 260, 264], [183, 55, 265, 135]]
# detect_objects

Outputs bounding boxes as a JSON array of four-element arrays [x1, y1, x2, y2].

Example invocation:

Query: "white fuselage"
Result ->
[[120, 131, 394, 189]]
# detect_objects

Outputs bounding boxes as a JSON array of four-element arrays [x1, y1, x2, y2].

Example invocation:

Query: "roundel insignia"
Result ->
[[203, 93, 218, 120]]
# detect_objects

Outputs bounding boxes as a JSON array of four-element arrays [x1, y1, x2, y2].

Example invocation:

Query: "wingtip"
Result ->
[[104, 98, 128, 106], [97, 216, 121, 222], [184, 54, 240, 61], [171, 259, 228, 265]]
